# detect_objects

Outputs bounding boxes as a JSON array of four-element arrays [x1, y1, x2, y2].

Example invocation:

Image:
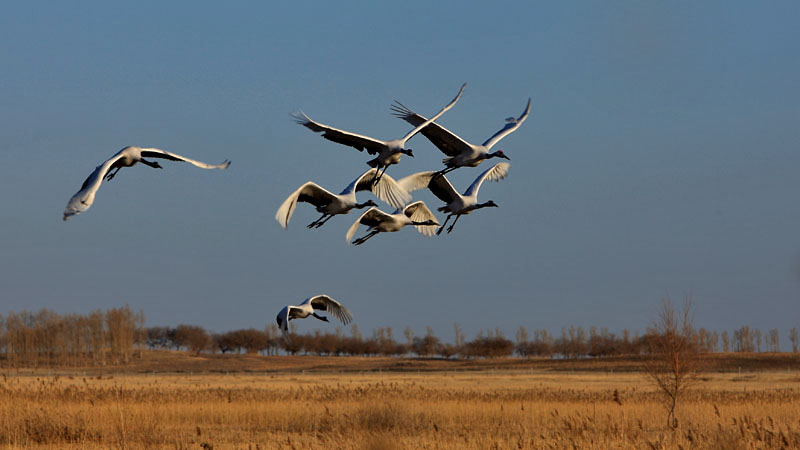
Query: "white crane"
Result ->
[[345, 200, 439, 245], [399, 162, 510, 234], [276, 294, 352, 341], [291, 84, 466, 184], [390, 98, 529, 175], [63, 146, 230, 221], [275, 168, 411, 229]]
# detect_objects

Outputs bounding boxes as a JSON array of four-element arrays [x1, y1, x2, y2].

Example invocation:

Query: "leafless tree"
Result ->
[[767, 328, 780, 352], [412, 326, 439, 357], [643, 297, 703, 429], [790, 328, 799, 353], [708, 330, 720, 353], [403, 327, 415, 354], [173, 324, 211, 356], [147, 326, 171, 349], [754, 328, 762, 352], [453, 322, 465, 356]]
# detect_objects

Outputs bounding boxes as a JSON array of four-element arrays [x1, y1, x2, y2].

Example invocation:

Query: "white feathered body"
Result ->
[[443, 147, 492, 168]]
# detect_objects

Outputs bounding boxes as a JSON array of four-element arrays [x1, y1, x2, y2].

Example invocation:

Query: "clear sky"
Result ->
[[2, 2, 799, 345]]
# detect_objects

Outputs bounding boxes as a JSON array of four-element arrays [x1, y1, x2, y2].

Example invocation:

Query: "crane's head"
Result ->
[[402, 148, 414, 157], [492, 150, 510, 160], [484, 200, 499, 208]]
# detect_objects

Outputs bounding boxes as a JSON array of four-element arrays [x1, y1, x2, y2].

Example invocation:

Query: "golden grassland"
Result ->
[[1, 354, 800, 449]]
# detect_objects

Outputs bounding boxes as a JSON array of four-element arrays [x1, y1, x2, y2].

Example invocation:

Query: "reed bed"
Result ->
[[0, 370, 798, 449]]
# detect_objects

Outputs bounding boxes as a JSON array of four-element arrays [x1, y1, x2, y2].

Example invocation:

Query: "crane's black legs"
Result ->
[[436, 214, 453, 235], [434, 166, 456, 177], [105, 166, 123, 181], [446, 215, 461, 233], [372, 165, 389, 186], [307, 214, 332, 228], [352, 230, 379, 246]]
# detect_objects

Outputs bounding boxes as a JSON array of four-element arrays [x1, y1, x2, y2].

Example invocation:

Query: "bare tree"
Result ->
[[516, 326, 529, 345], [753, 328, 762, 352], [721, 330, 729, 352], [147, 327, 171, 349], [643, 297, 703, 429], [453, 322, 465, 356], [403, 327, 415, 353], [414, 326, 440, 357], [708, 330, 720, 353], [767, 328, 780, 352], [173, 325, 211, 356], [790, 328, 799, 353], [734, 326, 758, 352]]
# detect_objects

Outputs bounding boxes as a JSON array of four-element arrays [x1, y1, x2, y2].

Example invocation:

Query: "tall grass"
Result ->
[[0, 371, 797, 449]]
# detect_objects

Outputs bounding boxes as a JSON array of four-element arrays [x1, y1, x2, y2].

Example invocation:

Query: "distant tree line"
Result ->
[[1, 307, 798, 367], [0, 306, 143, 368], [144, 323, 800, 359]]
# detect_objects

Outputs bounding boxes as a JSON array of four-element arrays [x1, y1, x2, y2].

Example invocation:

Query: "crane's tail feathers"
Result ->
[[416, 222, 440, 237]]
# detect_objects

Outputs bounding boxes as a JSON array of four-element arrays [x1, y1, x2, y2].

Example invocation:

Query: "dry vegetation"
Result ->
[[2, 359, 800, 449]]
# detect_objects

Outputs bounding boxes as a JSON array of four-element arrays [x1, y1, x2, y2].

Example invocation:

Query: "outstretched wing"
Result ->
[[291, 112, 387, 155], [464, 162, 510, 197], [63, 152, 126, 221], [481, 98, 531, 149], [306, 295, 353, 325], [398, 171, 459, 205], [396, 171, 435, 195], [345, 207, 392, 243], [402, 201, 440, 236], [427, 174, 461, 205], [139, 148, 231, 169], [398, 83, 466, 144], [390, 98, 472, 157], [346, 168, 411, 210], [276, 306, 290, 338], [275, 182, 337, 228]]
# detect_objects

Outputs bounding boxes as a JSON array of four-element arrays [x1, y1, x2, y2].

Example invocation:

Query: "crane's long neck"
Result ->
[[464, 201, 496, 214]]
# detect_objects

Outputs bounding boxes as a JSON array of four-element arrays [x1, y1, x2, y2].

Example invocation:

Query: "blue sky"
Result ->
[[2, 2, 799, 345]]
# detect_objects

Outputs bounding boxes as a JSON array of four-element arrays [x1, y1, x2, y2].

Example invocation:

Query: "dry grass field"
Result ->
[[1, 354, 799, 449]]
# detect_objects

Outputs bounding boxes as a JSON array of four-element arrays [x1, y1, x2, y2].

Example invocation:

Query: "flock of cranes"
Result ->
[[62, 83, 530, 340], [281, 83, 529, 245]]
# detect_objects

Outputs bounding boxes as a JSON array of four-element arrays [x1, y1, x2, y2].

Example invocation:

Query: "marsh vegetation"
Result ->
[[1, 368, 798, 449]]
